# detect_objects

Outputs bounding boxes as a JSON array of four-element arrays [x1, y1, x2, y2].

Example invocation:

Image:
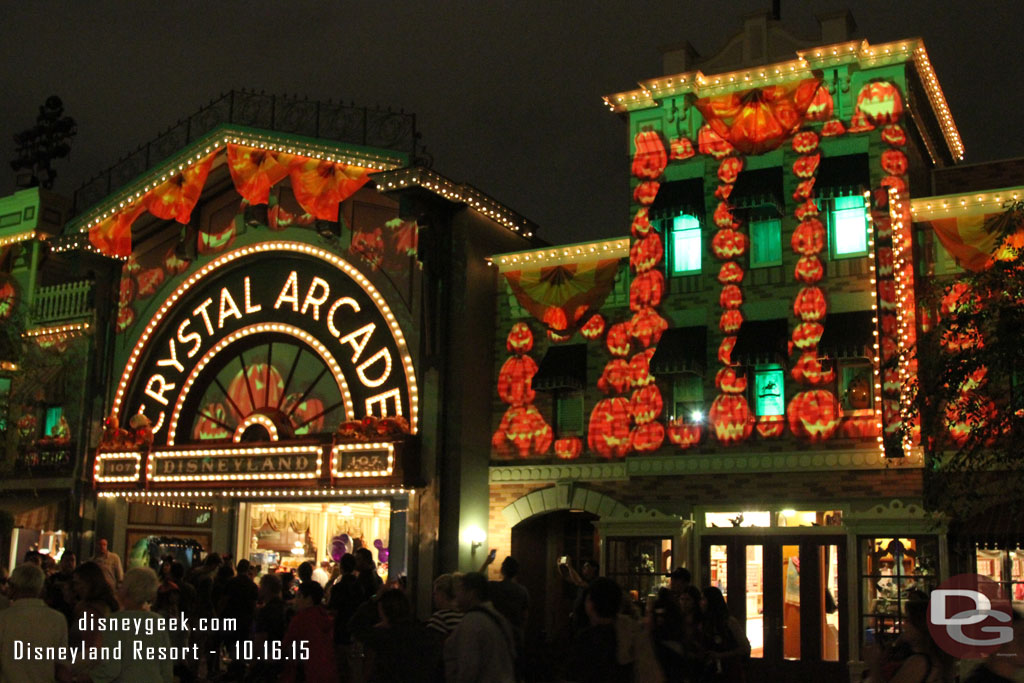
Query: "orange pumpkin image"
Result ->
[[587, 397, 633, 459], [874, 216, 893, 240], [880, 175, 907, 195], [0, 280, 15, 321], [631, 384, 663, 424], [694, 79, 821, 154], [839, 416, 879, 439], [714, 202, 738, 229], [881, 313, 897, 338], [667, 419, 703, 449], [630, 233, 664, 272], [792, 321, 824, 349], [793, 287, 827, 321], [805, 84, 833, 121], [670, 137, 696, 160], [821, 119, 846, 137], [580, 314, 606, 340], [718, 157, 744, 184], [847, 111, 875, 134], [715, 184, 734, 201], [715, 367, 747, 394], [718, 336, 737, 365], [698, 124, 734, 159], [629, 349, 656, 388], [116, 298, 136, 333], [719, 309, 743, 334], [881, 149, 908, 177], [718, 261, 745, 284], [282, 395, 326, 435], [227, 363, 285, 420], [163, 245, 190, 276], [494, 404, 553, 458], [793, 178, 816, 201], [709, 394, 754, 444], [606, 322, 632, 357], [856, 81, 903, 126], [633, 180, 660, 206], [632, 130, 668, 180], [791, 219, 825, 255], [795, 199, 819, 221], [554, 437, 583, 460], [792, 131, 819, 154], [507, 322, 534, 353], [941, 282, 977, 316], [787, 390, 841, 442], [598, 359, 634, 395], [630, 307, 668, 348], [756, 414, 785, 439], [497, 355, 538, 406], [877, 247, 894, 277], [883, 366, 901, 396], [631, 208, 652, 237], [543, 307, 570, 339], [793, 153, 821, 179], [194, 403, 233, 441], [878, 280, 896, 311], [719, 284, 743, 310], [712, 229, 748, 260], [794, 255, 824, 284], [630, 421, 665, 453], [135, 267, 165, 299], [880, 124, 906, 147], [350, 228, 384, 269], [199, 218, 237, 254], [630, 270, 666, 311]]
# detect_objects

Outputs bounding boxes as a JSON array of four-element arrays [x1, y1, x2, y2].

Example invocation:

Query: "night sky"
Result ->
[[2, 1, 1022, 245]]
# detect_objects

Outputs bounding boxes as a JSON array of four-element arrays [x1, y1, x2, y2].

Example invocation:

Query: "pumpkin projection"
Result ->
[[719, 309, 743, 334], [194, 403, 233, 441], [350, 228, 385, 270], [856, 81, 904, 126], [821, 119, 846, 137], [0, 280, 16, 321], [670, 137, 696, 160], [606, 322, 632, 357], [881, 149, 908, 177], [708, 394, 754, 444], [718, 262, 745, 284], [630, 270, 666, 311], [713, 202, 738, 229], [163, 245, 190, 276], [199, 219, 237, 254], [630, 233, 664, 272], [756, 415, 786, 439], [791, 219, 826, 255], [493, 404, 553, 458], [630, 307, 668, 348], [718, 336, 737, 366], [282, 395, 326, 435], [793, 153, 821, 179], [554, 437, 583, 460], [792, 321, 824, 349], [804, 85, 833, 122], [712, 230, 748, 260], [227, 364, 285, 419], [632, 130, 668, 180], [135, 267, 165, 299], [697, 124, 734, 159], [794, 255, 824, 284], [718, 157, 744, 184], [631, 209, 653, 237], [497, 355, 538, 406], [847, 111, 875, 134], [793, 179, 816, 201], [667, 419, 702, 449], [880, 124, 907, 147], [598, 359, 634, 395], [542, 307, 570, 340], [629, 421, 665, 453], [506, 322, 534, 353], [795, 199, 819, 221], [792, 131, 820, 154], [629, 350, 655, 388], [633, 181, 660, 206], [793, 287, 827, 321], [839, 416, 879, 439], [580, 314, 606, 339], [944, 395, 997, 447], [719, 285, 743, 310], [880, 175, 907, 195], [587, 397, 633, 458], [877, 247, 894, 277], [715, 184, 734, 201], [630, 385, 663, 424], [715, 367, 747, 394], [787, 390, 841, 442], [877, 280, 897, 311]]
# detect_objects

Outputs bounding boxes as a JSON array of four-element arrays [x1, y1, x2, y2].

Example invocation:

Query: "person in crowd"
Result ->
[[189, 553, 222, 679], [482, 554, 530, 638], [355, 548, 383, 598], [426, 573, 464, 639], [700, 586, 750, 683], [0, 563, 70, 683], [249, 573, 289, 683], [328, 552, 364, 673], [678, 585, 706, 680], [668, 567, 692, 601], [444, 572, 516, 683], [312, 560, 331, 587], [22, 549, 43, 567], [218, 559, 258, 681], [281, 571, 298, 601], [565, 558, 599, 632], [154, 579, 193, 683], [963, 609, 1024, 683], [44, 550, 77, 626], [158, 557, 174, 582], [362, 588, 438, 683], [298, 561, 315, 586], [867, 589, 952, 683], [169, 562, 196, 619], [87, 567, 173, 683], [90, 539, 124, 589], [282, 581, 338, 683], [70, 561, 120, 682], [648, 587, 688, 682], [564, 577, 633, 683]]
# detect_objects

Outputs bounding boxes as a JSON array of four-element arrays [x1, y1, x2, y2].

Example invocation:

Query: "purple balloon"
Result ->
[[374, 538, 389, 564], [330, 534, 353, 562]]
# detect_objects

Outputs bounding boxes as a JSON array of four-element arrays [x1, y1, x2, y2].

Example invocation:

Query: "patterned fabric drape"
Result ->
[[503, 259, 620, 335], [925, 214, 1002, 271], [250, 510, 310, 534]]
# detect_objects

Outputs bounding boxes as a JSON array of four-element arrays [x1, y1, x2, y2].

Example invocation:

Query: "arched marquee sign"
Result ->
[[113, 242, 417, 448]]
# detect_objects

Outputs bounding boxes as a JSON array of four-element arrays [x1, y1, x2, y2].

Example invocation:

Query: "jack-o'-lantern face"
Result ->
[[715, 184, 734, 201], [792, 131, 820, 154], [227, 364, 284, 419], [795, 199, 819, 221], [880, 124, 906, 147], [136, 266, 165, 299], [667, 419, 702, 449], [877, 280, 897, 311], [793, 153, 821, 179], [714, 202, 737, 229], [877, 247, 894, 277], [718, 336, 737, 365], [194, 403, 233, 441], [630, 270, 666, 311], [633, 180, 660, 206], [497, 355, 538, 406], [606, 322, 632, 357], [719, 309, 743, 334], [756, 415, 785, 439], [598, 358, 634, 395], [712, 229, 748, 260], [787, 390, 841, 442], [791, 352, 835, 385], [581, 313, 606, 339], [719, 284, 743, 310], [821, 119, 846, 137], [587, 397, 633, 458], [670, 137, 695, 160], [629, 421, 665, 452], [805, 84, 833, 122], [793, 178, 816, 201], [794, 287, 827, 321], [881, 149, 908, 177], [507, 322, 534, 354], [630, 307, 668, 348], [791, 219, 825, 256], [794, 255, 824, 284], [708, 394, 754, 444], [718, 157, 744, 184], [792, 322, 824, 350], [496, 404, 553, 458], [698, 124, 734, 159], [629, 349, 655, 388], [883, 366, 901, 396], [632, 130, 668, 180], [630, 233, 664, 272], [718, 262, 744, 284], [856, 81, 903, 126], [847, 111, 875, 134], [554, 437, 583, 460], [839, 416, 879, 439], [715, 367, 747, 394], [630, 384, 663, 424], [881, 175, 907, 195], [543, 307, 569, 335], [631, 208, 652, 237]]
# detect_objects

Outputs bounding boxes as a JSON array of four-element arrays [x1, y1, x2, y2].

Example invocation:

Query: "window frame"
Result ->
[[554, 390, 585, 438], [750, 364, 785, 417], [748, 215, 783, 269], [665, 213, 702, 276], [837, 357, 874, 414], [824, 194, 870, 260], [672, 373, 704, 421]]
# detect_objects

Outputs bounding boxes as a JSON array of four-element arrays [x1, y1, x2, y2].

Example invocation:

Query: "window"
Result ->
[[43, 406, 63, 438], [752, 365, 785, 416], [827, 195, 869, 259], [668, 214, 701, 275], [672, 374, 704, 421], [749, 217, 782, 267], [860, 536, 939, 648], [838, 360, 873, 412], [555, 392, 584, 437], [975, 548, 1024, 611], [933, 239, 961, 275]]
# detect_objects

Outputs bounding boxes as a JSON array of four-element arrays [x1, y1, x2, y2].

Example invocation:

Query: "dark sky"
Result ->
[[2, 1, 1022, 244]]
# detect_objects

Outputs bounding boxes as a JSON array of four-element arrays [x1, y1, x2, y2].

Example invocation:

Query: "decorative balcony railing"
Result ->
[[31, 280, 93, 324]]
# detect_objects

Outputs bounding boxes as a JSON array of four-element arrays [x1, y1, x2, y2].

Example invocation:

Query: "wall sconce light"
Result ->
[[465, 526, 487, 553]]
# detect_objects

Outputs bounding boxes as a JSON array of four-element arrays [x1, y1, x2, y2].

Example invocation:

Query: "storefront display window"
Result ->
[[860, 536, 939, 647], [605, 536, 672, 604], [975, 547, 1024, 610], [838, 360, 873, 412]]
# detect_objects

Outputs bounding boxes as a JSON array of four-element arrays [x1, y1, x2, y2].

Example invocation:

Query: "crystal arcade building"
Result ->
[[481, 14, 1008, 680], [0, 93, 533, 608]]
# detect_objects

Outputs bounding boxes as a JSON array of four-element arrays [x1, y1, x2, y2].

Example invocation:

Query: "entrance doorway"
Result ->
[[702, 535, 846, 678]]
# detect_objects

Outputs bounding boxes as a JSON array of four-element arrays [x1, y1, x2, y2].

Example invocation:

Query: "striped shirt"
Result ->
[[425, 608, 464, 636]]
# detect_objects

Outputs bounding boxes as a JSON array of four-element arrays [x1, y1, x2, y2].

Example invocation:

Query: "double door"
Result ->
[[702, 534, 847, 679]]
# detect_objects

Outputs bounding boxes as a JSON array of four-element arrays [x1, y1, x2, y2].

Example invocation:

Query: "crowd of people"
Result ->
[[0, 544, 1019, 683]]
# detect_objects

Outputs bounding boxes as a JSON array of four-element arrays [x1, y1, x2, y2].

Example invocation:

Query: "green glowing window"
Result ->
[[672, 374, 704, 420], [668, 214, 701, 275], [750, 218, 782, 268], [556, 392, 584, 437], [43, 406, 63, 438], [830, 195, 868, 258], [753, 366, 785, 416]]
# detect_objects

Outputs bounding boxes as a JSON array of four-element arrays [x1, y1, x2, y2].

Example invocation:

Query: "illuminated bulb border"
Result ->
[[233, 414, 281, 443], [330, 442, 395, 478], [93, 452, 143, 483], [23, 322, 91, 338], [889, 189, 918, 456], [911, 187, 1024, 220], [0, 230, 37, 248], [97, 487, 414, 499], [863, 192, 886, 456], [488, 238, 630, 271], [112, 242, 418, 435], [147, 444, 322, 483]]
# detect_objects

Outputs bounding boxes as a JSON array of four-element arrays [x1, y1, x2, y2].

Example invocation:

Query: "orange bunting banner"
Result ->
[[226, 144, 291, 205], [926, 214, 1002, 271], [146, 151, 218, 223], [88, 202, 147, 259], [503, 259, 621, 336], [288, 159, 371, 221]]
